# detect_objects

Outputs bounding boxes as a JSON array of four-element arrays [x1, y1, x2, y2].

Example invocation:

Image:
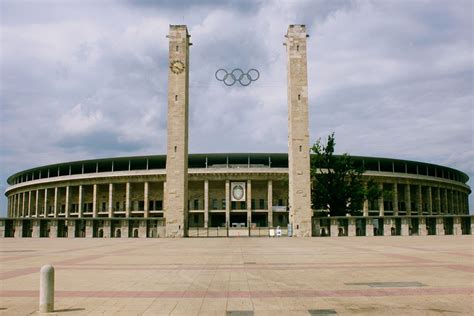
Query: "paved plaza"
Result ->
[[0, 236, 473, 315]]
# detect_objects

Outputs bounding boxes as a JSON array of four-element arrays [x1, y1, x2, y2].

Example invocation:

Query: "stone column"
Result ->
[[122, 220, 129, 238], [427, 186, 432, 215], [11, 195, 14, 217], [405, 184, 412, 215], [143, 182, 149, 218], [225, 180, 230, 227], [35, 190, 39, 217], [14, 194, 18, 217], [32, 220, 40, 238], [20, 192, 25, 217], [348, 218, 356, 237], [417, 185, 422, 214], [436, 217, 445, 235], [383, 218, 392, 236], [435, 187, 441, 214], [442, 188, 448, 214], [28, 191, 32, 217], [401, 218, 409, 236], [6, 196, 10, 218], [453, 216, 462, 235], [17, 194, 21, 217], [204, 180, 209, 228], [436, 217, 444, 236], [247, 180, 252, 227], [330, 218, 338, 237], [14, 220, 22, 238], [49, 220, 57, 238], [163, 181, 167, 212], [366, 218, 374, 237], [108, 183, 114, 218], [85, 220, 93, 238], [378, 183, 384, 216], [418, 218, 427, 236], [267, 180, 273, 227], [11, 194, 15, 217], [103, 220, 111, 238], [13, 195, 16, 217], [78, 185, 83, 218], [67, 220, 75, 238], [92, 184, 97, 218], [449, 189, 454, 214], [363, 199, 369, 217], [53, 187, 58, 217], [11, 195, 15, 217], [65, 186, 70, 218], [392, 183, 398, 216], [43, 189, 48, 217], [138, 220, 147, 238], [285, 24, 312, 237], [454, 191, 459, 214], [125, 182, 131, 218]]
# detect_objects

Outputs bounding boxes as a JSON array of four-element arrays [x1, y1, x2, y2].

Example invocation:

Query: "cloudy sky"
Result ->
[[0, 0, 472, 215]]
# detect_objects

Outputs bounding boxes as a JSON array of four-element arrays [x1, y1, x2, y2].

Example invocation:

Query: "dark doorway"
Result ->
[[461, 217, 471, 235], [209, 213, 226, 227], [75, 220, 86, 237], [22, 220, 32, 237], [427, 218, 436, 235], [57, 220, 67, 238], [230, 213, 247, 227], [444, 217, 453, 235], [40, 220, 50, 238], [4, 220, 14, 237], [356, 219, 366, 236], [252, 213, 267, 227]]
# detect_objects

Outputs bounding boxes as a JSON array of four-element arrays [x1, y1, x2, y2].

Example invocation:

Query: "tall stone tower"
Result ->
[[165, 25, 190, 237], [285, 25, 312, 237]]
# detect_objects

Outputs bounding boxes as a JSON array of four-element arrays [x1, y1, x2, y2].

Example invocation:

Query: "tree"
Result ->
[[310, 133, 380, 216]]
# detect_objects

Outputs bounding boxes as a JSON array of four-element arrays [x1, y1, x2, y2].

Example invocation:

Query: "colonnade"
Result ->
[[6, 180, 470, 224], [362, 182, 469, 216], [6, 179, 291, 228]]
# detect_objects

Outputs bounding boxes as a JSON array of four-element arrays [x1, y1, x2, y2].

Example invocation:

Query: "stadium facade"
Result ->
[[2, 25, 472, 238]]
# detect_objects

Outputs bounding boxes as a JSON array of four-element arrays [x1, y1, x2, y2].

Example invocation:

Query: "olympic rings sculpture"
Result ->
[[215, 68, 260, 86]]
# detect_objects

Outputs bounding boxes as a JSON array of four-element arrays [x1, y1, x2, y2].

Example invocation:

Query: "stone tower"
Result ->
[[285, 25, 312, 237], [165, 25, 190, 237]]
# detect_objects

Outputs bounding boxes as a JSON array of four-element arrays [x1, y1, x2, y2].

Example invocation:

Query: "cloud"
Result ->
[[0, 0, 472, 215], [59, 104, 104, 135]]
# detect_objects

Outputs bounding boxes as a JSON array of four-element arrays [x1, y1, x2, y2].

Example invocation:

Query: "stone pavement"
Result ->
[[0, 236, 473, 315]]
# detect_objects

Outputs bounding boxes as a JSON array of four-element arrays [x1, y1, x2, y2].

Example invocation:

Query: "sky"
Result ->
[[0, 0, 472, 216]]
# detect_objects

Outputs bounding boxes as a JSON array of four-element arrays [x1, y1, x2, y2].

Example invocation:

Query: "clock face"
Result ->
[[170, 60, 185, 74], [232, 185, 244, 201]]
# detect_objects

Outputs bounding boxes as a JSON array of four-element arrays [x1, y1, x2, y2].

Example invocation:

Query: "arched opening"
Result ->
[[98, 229, 104, 238], [116, 229, 121, 238], [133, 228, 138, 238]]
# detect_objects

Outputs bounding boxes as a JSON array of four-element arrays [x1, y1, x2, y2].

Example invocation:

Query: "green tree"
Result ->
[[310, 133, 380, 216]]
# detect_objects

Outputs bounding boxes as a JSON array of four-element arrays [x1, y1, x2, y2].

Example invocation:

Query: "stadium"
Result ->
[[2, 25, 472, 238], [2, 153, 472, 238]]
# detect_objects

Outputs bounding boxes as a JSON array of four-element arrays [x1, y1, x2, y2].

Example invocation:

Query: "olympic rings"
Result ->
[[215, 68, 260, 86]]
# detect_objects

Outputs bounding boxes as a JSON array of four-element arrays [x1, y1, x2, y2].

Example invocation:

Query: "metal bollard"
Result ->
[[39, 264, 54, 313]]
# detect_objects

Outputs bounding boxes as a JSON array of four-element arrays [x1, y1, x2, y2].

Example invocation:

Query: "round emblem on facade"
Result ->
[[232, 184, 244, 201], [170, 60, 185, 74]]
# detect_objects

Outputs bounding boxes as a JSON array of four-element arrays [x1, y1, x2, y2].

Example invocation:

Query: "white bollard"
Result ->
[[39, 264, 54, 313]]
